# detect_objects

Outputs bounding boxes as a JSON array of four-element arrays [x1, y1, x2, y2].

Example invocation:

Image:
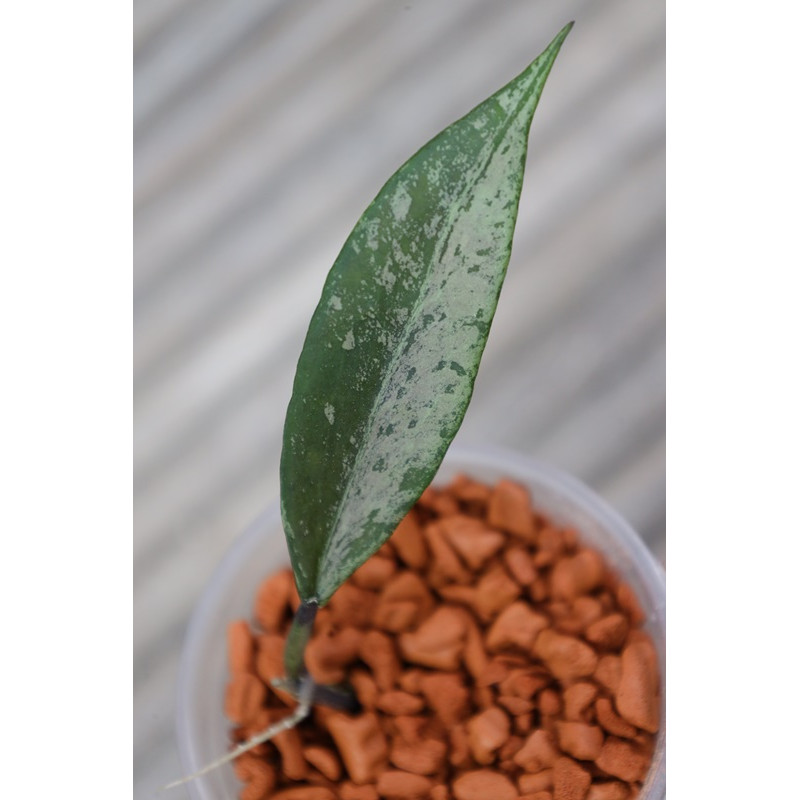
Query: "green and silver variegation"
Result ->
[[280, 23, 573, 604]]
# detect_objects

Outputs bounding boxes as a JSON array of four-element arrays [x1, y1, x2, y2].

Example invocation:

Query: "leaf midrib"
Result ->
[[314, 76, 540, 599]]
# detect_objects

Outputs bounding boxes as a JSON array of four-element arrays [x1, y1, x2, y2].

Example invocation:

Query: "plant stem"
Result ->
[[282, 600, 361, 713], [283, 599, 318, 682], [311, 682, 361, 713]]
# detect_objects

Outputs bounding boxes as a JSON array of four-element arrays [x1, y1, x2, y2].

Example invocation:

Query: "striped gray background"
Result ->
[[134, 1, 664, 796]]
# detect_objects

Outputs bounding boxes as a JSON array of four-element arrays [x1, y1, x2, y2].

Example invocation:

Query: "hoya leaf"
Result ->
[[281, 23, 573, 604]]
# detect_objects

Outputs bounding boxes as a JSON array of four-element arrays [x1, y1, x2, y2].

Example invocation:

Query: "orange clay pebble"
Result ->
[[378, 540, 396, 558], [547, 600, 573, 625], [373, 571, 435, 633], [533, 629, 598, 682], [552, 610, 590, 637], [594, 737, 651, 783], [555, 721, 604, 761], [389, 736, 448, 775], [415, 485, 438, 511], [376, 690, 425, 715], [486, 601, 549, 652], [585, 614, 629, 651], [473, 564, 522, 621], [419, 672, 470, 725], [530, 576, 550, 602], [587, 781, 631, 800], [449, 724, 472, 769], [519, 793, 553, 800], [303, 746, 342, 782], [562, 528, 580, 551], [324, 712, 388, 784], [571, 596, 604, 631], [498, 666, 549, 698], [269, 789, 337, 800], [550, 550, 605, 600], [225, 672, 266, 726], [633, 729, 655, 761], [616, 641, 660, 733], [358, 630, 402, 691], [439, 515, 505, 570], [382, 570, 435, 611], [498, 735, 524, 761], [476, 657, 511, 688], [390, 510, 428, 570], [538, 688, 562, 717], [503, 545, 537, 586], [397, 668, 425, 695], [594, 697, 637, 739], [428, 488, 461, 517], [533, 526, 566, 568], [450, 473, 492, 505], [375, 770, 433, 800], [234, 755, 277, 800], [399, 606, 466, 670], [512, 729, 560, 773], [392, 715, 427, 742], [328, 584, 377, 629], [487, 479, 537, 543], [562, 682, 598, 722], [452, 769, 518, 800], [553, 756, 591, 800], [466, 706, 511, 764], [461, 612, 490, 679], [254, 633, 286, 689], [594, 654, 623, 694], [350, 669, 379, 710], [514, 713, 534, 735], [437, 584, 480, 616], [423, 523, 472, 586], [273, 723, 308, 781], [254, 568, 294, 631], [498, 695, 534, 715], [313, 607, 336, 636], [340, 783, 379, 800], [350, 556, 397, 590], [472, 683, 496, 710], [518, 769, 554, 794], [305, 627, 363, 684], [430, 785, 450, 800], [228, 620, 255, 674]]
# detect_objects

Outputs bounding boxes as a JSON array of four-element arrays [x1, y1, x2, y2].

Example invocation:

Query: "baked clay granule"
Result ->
[[225, 475, 661, 800]]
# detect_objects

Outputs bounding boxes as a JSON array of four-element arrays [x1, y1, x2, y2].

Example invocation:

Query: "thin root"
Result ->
[[162, 677, 313, 791]]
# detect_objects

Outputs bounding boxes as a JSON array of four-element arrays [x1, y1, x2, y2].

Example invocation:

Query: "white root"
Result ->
[[162, 677, 313, 791]]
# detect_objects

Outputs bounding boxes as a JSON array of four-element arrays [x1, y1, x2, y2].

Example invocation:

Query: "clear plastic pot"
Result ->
[[176, 445, 666, 799]]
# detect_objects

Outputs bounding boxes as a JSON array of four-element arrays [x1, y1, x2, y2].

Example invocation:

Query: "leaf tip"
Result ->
[[517, 21, 574, 92], [546, 21, 575, 58]]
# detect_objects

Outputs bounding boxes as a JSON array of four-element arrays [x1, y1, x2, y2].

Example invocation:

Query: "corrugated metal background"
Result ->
[[134, 1, 664, 796]]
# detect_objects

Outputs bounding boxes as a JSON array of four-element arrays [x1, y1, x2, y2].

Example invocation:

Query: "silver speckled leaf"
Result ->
[[280, 23, 572, 604]]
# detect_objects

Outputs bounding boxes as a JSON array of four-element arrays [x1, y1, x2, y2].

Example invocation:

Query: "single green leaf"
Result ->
[[280, 23, 573, 604]]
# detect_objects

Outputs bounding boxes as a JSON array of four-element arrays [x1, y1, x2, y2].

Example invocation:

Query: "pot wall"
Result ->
[[175, 445, 666, 799]]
